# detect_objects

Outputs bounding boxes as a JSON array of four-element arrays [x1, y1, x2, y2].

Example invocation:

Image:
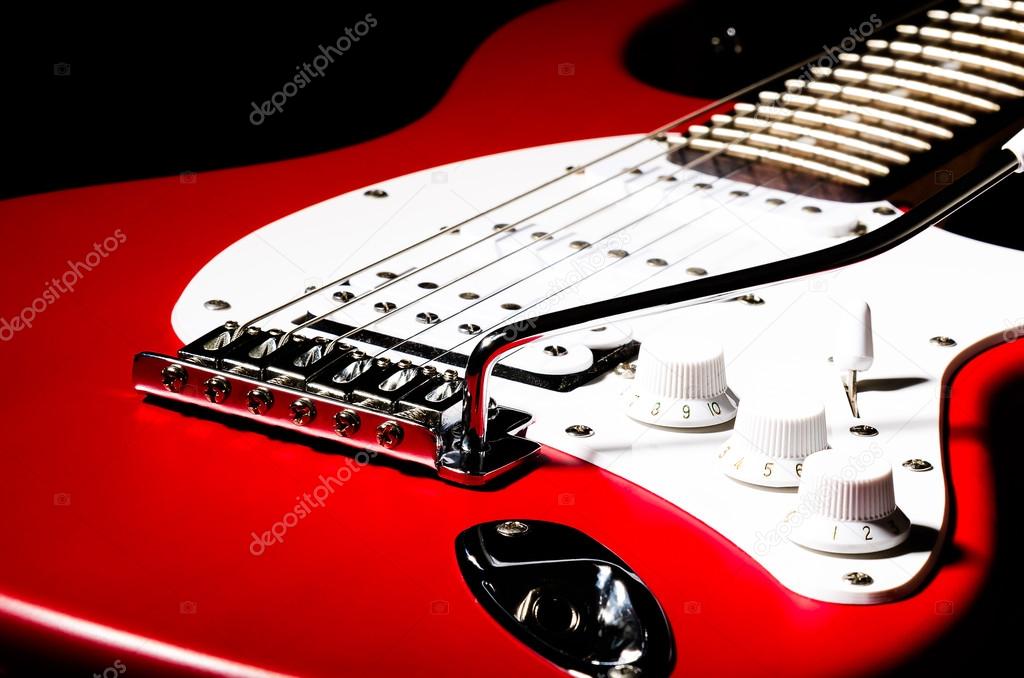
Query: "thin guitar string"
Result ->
[[238, 51, 857, 335], [277, 140, 688, 345], [287, 84, 849, 358], [418, 169, 827, 373], [372, 159, 760, 365]]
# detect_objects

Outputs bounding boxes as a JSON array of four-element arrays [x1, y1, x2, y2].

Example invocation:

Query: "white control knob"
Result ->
[[788, 449, 911, 554], [627, 331, 736, 428], [719, 391, 829, 487]]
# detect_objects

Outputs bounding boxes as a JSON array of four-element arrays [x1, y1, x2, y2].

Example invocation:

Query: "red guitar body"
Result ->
[[0, 1, 1011, 675]]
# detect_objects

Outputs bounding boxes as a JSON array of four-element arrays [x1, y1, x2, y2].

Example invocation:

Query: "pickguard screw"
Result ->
[[736, 294, 765, 305], [416, 312, 440, 324], [202, 377, 230, 403], [364, 189, 388, 198], [543, 345, 568, 357], [873, 206, 896, 215], [332, 290, 355, 302], [802, 205, 822, 214], [608, 249, 629, 258], [496, 520, 529, 537], [289, 398, 316, 426], [204, 299, 231, 311], [565, 424, 594, 438], [843, 572, 873, 586], [903, 459, 933, 472], [646, 258, 668, 267], [686, 267, 708, 276], [930, 336, 957, 347], [376, 421, 404, 448], [694, 182, 713, 190], [458, 323, 481, 335], [569, 240, 590, 250], [850, 424, 878, 437], [161, 365, 188, 393], [246, 388, 274, 415]]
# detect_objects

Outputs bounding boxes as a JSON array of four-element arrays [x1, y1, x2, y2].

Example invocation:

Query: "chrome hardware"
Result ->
[[903, 459, 934, 472], [376, 421, 404, 449], [565, 424, 595, 438], [334, 410, 361, 437], [290, 398, 316, 426], [161, 364, 187, 393], [456, 520, 674, 678], [204, 299, 231, 310], [496, 520, 530, 537], [246, 387, 274, 415], [202, 377, 230, 403]]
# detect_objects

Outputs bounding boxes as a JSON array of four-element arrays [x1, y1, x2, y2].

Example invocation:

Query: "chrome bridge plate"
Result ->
[[133, 353, 538, 484]]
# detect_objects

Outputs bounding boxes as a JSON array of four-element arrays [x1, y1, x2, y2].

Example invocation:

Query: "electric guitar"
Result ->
[[3, 0, 1024, 676]]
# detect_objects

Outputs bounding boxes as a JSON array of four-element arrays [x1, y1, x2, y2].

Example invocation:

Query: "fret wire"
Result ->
[[839, 52, 1024, 98]]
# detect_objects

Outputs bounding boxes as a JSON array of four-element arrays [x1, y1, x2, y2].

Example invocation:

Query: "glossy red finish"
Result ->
[[0, 0, 1007, 675]]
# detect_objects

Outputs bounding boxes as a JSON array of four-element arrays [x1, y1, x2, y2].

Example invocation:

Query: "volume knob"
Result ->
[[788, 449, 911, 554], [627, 331, 736, 428], [719, 390, 829, 487]]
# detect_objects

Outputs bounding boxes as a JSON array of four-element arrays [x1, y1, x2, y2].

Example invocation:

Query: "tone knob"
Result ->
[[788, 449, 911, 554], [627, 331, 736, 428], [719, 391, 829, 487]]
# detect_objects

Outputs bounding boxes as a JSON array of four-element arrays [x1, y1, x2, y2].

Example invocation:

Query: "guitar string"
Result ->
[[270, 44, 944, 352], [237, 49, 871, 336], [403, 13, 1013, 373], [277, 140, 688, 345], [281, 80, 869, 360], [237, 3, 980, 341], [252, 23, 966, 359], [368, 159, 761, 367], [416, 168, 827, 374]]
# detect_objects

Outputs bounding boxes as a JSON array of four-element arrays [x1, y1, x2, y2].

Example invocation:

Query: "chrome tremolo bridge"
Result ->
[[133, 322, 540, 486]]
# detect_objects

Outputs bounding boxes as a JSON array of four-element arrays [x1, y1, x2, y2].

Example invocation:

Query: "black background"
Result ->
[[0, 1, 1019, 675]]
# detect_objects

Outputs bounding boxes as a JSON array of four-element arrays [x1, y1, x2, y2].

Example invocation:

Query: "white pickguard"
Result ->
[[172, 135, 1024, 604]]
